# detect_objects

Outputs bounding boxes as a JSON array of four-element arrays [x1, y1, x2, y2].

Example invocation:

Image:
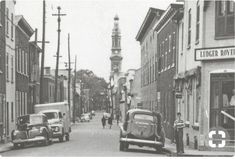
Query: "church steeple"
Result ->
[[110, 15, 122, 73]]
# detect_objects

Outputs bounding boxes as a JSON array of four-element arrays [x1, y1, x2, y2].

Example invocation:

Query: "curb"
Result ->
[[0, 146, 13, 153]]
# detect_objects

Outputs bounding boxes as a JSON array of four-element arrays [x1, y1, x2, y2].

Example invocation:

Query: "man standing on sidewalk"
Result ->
[[174, 112, 185, 155]]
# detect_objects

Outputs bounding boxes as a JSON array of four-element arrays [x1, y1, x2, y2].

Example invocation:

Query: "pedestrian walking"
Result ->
[[116, 114, 120, 125], [101, 116, 106, 129], [174, 112, 185, 155], [108, 116, 113, 129]]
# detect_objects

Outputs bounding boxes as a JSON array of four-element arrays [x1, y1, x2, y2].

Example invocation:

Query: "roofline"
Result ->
[[15, 15, 34, 37], [136, 8, 164, 42], [153, 3, 183, 32]]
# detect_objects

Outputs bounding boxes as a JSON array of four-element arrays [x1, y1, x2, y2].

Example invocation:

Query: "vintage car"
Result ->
[[119, 109, 165, 152], [11, 114, 53, 149]]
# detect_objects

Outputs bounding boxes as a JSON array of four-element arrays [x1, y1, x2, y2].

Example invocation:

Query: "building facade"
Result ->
[[136, 8, 164, 111], [154, 4, 183, 141], [28, 31, 41, 114], [130, 68, 142, 109], [15, 15, 34, 119], [175, 0, 234, 150], [0, 0, 16, 142]]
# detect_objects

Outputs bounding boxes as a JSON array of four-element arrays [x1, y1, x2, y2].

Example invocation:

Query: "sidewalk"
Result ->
[[0, 142, 13, 153], [164, 138, 235, 157]]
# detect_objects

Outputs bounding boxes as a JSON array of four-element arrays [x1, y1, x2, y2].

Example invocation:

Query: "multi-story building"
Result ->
[[154, 3, 183, 141], [15, 15, 34, 118], [175, 0, 234, 150], [0, 0, 6, 141], [136, 8, 164, 111], [130, 68, 142, 109], [28, 30, 41, 114], [0, 0, 16, 142]]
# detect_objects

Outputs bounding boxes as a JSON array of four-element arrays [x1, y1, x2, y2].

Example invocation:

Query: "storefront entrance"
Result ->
[[210, 73, 235, 142]]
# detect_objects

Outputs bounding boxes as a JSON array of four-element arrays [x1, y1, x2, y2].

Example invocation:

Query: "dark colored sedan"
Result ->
[[11, 114, 53, 149], [119, 109, 165, 152]]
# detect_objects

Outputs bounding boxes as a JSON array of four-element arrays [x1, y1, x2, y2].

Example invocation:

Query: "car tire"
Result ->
[[59, 135, 64, 142], [155, 146, 163, 153], [119, 141, 125, 151], [65, 134, 70, 141], [13, 143, 19, 149], [43, 133, 49, 146]]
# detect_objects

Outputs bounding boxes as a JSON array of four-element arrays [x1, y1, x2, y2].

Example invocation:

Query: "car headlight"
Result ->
[[13, 130, 18, 136], [55, 126, 60, 132]]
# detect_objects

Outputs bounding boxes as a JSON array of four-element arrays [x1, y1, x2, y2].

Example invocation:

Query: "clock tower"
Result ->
[[110, 15, 122, 74]]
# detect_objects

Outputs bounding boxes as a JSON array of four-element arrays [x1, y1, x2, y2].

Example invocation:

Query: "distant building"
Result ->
[[136, 8, 164, 111], [109, 15, 125, 119], [42, 67, 64, 104], [130, 68, 142, 109], [15, 15, 34, 118]]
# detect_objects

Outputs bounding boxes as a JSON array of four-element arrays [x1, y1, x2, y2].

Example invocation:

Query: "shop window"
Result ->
[[215, 1, 234, 38]]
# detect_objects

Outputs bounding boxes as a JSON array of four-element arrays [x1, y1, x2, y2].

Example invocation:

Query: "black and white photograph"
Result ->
[[0, 0, 234, 157]]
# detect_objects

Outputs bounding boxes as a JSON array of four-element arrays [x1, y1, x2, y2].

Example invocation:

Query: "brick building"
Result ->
[[15, 15, 34, 118], [136, 8, 164, 111], [154, 4, 183, 141]]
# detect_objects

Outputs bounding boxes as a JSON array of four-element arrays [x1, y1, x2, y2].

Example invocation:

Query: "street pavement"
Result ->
[[1, 112, 167, 157]]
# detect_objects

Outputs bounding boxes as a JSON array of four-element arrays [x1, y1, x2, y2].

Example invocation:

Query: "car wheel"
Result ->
[[65, 134, 70, 141], [119, 141, 124, 151], [13, 143, 19, 149], [59, 135, 64, 142], [43, 133, 49, 146], [19, 143, 25, 149], [155, 146, 163, 153]]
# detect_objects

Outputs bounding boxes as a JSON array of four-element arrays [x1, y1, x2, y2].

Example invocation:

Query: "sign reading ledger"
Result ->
[[195, 46, 235, 61]]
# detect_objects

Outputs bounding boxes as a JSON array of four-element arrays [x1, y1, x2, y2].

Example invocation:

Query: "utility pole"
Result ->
[[67, 33, 71, 110], [52, 6, 66, 102], [73, 55, 77, 123], [39, 0, 46, 104]]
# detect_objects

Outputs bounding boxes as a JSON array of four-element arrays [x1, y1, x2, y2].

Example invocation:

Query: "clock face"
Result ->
[[115, 50, 118, 54]]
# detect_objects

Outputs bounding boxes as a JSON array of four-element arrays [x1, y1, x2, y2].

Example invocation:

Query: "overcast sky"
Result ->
[[15, 0, 175, 81]]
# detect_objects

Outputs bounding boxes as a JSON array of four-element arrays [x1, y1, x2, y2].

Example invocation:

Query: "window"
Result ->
[[11, 102, 14, 122], [25, 52, 27, 75], [172, 32, 176, 66], [11, 55, 13, 83], [21, 50, 23, 74], [169, 35, 171, 52], [6, 8, 9, 35], [196, 2, 200, 43], [18, 48, 20, 72], [22, 50, 25, 74], [11, 13, 13, 40], [188, 9, 191, 47], [215, 1, 234, 37], [6, 53, 9, 81]]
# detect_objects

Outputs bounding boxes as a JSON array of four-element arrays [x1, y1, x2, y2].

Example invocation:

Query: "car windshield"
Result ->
[[134, 114, 154, 121], [29, 115, 43, 125], [43, 112, 58, 120]]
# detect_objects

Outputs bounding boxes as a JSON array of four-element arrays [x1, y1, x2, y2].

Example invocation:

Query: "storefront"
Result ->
[[195, 46, 235, 150]]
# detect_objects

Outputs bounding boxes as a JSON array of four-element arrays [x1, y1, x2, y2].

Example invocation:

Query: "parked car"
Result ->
[[80, 114, 90, 122], [11, 114, 53, 149], [119, 109, 165, 152], [35, 102, 71, 142]]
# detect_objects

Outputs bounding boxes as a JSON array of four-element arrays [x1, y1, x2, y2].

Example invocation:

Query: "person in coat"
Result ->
[[101, 116, 106, 129], [108, 116, 113, 129]]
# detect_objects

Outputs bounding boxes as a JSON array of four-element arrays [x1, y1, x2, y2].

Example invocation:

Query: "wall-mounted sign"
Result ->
[[175, 92, 182, 99], [195, 46, 235, 61]]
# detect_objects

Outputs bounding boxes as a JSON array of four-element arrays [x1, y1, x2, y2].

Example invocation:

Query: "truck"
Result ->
[[34, 102, 71, 142]]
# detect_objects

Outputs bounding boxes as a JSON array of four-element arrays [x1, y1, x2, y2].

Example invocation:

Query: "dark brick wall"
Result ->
[[156, 19, 178, 140]]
